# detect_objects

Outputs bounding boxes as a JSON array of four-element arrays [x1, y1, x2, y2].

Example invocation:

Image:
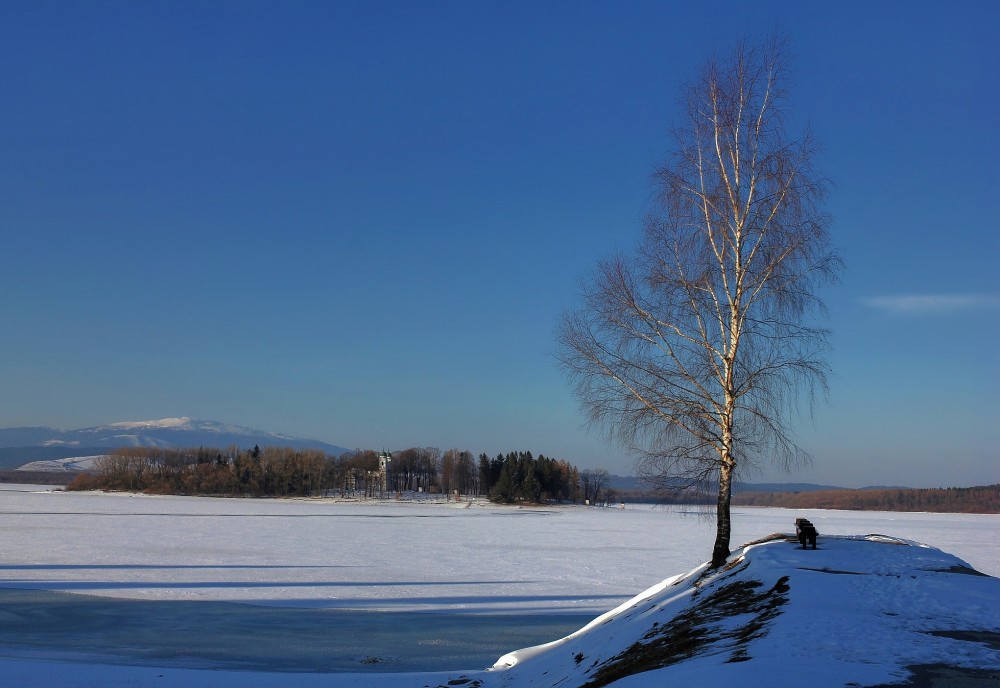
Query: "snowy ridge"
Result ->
[[104, 418, 192, 429], [485, 535, 1000, 688], [16, 456, 104, 472], [0, 418, 350, 461]]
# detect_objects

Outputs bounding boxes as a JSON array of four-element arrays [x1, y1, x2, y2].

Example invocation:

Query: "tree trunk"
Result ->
[[712, 460, 733, 568]]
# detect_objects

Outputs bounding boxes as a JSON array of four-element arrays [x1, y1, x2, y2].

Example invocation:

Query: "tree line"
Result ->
[[70, 445, 349, 498], [733, 485, 1000, 514], [67, 445, 615, 505], [478, 452, 615, 505]]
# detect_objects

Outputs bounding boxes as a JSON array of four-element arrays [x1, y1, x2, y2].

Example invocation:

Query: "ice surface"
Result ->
[[1, 484, 997, 687]]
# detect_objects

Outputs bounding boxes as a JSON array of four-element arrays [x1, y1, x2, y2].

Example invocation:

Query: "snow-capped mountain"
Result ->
[[0, 418, 350, 456]]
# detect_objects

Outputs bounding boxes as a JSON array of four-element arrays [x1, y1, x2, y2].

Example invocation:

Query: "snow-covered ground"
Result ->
[[14, 456, 103, 472], [1, 484, 998, 687]]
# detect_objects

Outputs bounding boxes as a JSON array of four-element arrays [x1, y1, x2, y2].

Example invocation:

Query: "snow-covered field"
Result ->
[[14, 455, 102, 472], [1, 484, 998, 687]]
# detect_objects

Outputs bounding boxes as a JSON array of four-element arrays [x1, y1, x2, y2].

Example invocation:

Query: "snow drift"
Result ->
[[484, 534, 1000, 688]]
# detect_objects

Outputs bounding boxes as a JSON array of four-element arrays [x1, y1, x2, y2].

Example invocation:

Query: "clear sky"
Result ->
[[2, 1, 997, 488]]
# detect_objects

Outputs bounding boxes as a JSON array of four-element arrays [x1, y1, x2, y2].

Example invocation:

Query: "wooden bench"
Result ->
[[795, 518, 818, 549]]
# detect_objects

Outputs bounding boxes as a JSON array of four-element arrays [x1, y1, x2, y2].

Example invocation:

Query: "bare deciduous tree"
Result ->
[[558, 36, 841, 568], [581, 467, 611, 506]]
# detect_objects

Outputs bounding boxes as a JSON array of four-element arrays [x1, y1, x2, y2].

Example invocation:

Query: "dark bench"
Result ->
[[795, 518, 818, 549]]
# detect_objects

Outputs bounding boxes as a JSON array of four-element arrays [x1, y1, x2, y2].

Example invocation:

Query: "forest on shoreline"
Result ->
[[63, 445, 617, 506], [732, 485, 1000, 514]]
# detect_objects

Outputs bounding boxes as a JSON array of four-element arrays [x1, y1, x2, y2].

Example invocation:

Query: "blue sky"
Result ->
[[1, 1, 997, 488]]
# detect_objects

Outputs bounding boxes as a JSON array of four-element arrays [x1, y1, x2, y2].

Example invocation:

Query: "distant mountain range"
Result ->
[[607, 474, 906, 495], [0, 418, 351, 470]]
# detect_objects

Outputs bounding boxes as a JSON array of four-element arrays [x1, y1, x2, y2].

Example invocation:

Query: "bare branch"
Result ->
[[557, 34, 840, 568]]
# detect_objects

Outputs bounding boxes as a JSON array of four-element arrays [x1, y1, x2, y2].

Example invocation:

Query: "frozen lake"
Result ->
[[1, 484, 998, 674]]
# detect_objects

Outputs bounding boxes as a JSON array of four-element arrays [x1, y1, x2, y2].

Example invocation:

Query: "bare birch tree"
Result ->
[[558, 36, 841, 568]]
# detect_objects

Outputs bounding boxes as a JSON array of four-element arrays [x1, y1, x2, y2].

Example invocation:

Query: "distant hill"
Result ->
[[608, 474, 996, 513], [735, 481, 847, 493], [609, 474, 848, 495], [734, 484, 1000, 513], [0, 418, 351, 470]]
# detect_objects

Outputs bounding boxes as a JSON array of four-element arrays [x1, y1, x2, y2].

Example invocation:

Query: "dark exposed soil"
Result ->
[[579, 571, 790, 688]]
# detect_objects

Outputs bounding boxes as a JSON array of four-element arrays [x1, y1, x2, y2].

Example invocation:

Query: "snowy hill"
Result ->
[[0, 418, 351, 470], [483, 535, 1000, 688]]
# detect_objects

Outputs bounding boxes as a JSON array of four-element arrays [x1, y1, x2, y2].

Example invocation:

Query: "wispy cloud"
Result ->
[[861, 294, 1000, 315]]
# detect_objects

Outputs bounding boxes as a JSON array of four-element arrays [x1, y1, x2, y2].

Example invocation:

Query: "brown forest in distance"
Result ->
[[60, 446, 613, 506], [732, 485, 1000, 514]]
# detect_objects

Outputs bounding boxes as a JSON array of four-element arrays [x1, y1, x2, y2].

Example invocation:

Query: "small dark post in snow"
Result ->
[[795, 518, 818, 549]]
